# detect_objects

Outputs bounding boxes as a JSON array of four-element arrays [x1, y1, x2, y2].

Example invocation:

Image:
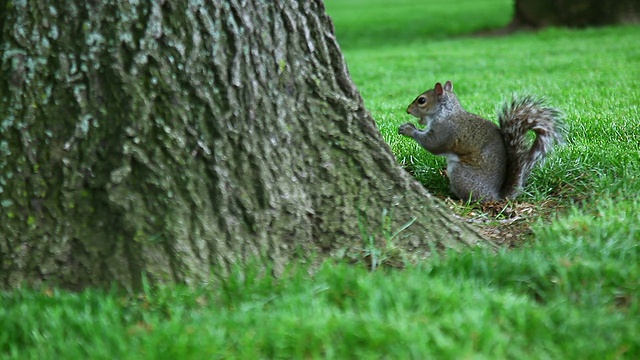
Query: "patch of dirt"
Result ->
[[440, 197, 566, 248]]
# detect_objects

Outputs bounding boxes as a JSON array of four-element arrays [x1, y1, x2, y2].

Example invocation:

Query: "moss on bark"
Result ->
[[0, 0, 495, 290]]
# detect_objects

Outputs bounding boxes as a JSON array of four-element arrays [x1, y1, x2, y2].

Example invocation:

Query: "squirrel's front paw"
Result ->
[[398, 123, 416, 136]]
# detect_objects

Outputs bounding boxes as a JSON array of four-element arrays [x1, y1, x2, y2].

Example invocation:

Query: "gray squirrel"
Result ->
[[399, 81, 563, 202]]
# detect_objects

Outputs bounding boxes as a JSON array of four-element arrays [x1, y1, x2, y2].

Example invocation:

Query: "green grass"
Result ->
[[3, 1, 640, 358], [325, 0, 513, 48], [3, 212, 639, 358], [338, 24, 640, 201]]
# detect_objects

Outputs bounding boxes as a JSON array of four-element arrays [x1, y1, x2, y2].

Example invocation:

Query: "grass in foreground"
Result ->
[[2, 202, 639, 358], [2, 1, 640, 358]]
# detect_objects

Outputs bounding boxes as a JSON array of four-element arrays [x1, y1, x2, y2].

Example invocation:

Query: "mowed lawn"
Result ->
[[1, 1, 639, 359]]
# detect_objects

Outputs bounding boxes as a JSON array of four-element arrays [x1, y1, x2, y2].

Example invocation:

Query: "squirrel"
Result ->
[[398, 80, 563, 202]]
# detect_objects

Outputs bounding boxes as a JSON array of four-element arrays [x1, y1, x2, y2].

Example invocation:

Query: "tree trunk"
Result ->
[[511, 0, 640, 28], [0, 0, 494, 291]]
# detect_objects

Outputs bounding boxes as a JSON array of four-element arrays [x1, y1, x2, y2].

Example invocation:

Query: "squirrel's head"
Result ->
[[406, 81, 453, 125]]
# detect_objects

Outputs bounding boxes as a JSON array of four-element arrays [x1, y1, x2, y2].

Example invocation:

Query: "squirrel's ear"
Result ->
[[444, 81, 453, 92], [435, 82, 444, 95]]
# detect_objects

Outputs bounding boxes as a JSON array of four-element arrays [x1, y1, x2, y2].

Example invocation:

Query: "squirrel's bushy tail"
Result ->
[[499, 96, 563, 199]]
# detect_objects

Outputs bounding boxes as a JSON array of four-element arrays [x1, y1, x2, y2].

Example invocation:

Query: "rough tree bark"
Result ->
[[511, 0, 640, 28], [0, 0, 495, 291]]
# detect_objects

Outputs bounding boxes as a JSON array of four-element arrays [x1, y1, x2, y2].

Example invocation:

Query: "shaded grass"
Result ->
[[324, 0, 513, 48]]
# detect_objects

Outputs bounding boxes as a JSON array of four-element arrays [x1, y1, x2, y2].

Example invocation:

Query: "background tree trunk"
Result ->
[[0, 0, 494, 291], [511, 0, 640, 28]]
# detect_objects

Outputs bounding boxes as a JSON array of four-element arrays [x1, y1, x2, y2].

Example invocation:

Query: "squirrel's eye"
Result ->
[[418, 97, 427, 105]]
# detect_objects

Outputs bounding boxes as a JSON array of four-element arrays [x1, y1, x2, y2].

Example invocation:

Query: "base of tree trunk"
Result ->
[[0, 0, 498, 291]]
